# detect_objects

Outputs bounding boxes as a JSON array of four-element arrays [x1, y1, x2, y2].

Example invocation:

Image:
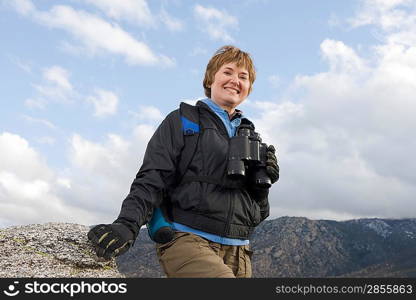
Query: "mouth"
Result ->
[[224, 87, 240, 94]]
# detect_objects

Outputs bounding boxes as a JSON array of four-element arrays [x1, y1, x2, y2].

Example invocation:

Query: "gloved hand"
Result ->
[[87, 222, 137, 260], [266, 145, 279, 184]]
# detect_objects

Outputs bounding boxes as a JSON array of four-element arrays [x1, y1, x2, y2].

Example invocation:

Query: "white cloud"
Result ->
[[0, 171, 94, 226], [68, 126, 153, 176], [84, 0, 155, 27], [25, 65, 120, 116], [32, 84, 71, 103], [0, 132, 53, 181], [159, 8, 184, 31], [83, 1, 184, 32], [271, 207, 369, 222], [9, 0, 35, 16], [128, 105, 164, 123], [87, 89, 118, 117], [132, 124, 155, 143], [319, 39, 367, 73], [56, 178, 71, 189], [64, 125, 156, 223], [36, 5, 162, 66], [43, 65, 72, 90], [194, 5, 238, 42], [0, 117, 160, 227], [350, 0, 413, 29], [21, 115, 57, 130], [0, 132, 94, 226], [70, 134, 128, 171], [68, 127, 153, 180], [0, 172, 50, 201], [11, 1, 174, 67], [0, 128, 156, 227], [25, 65, 75, 107], [349, 0, 416, 46]]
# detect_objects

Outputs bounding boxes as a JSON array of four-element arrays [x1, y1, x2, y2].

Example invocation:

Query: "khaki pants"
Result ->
[[156, 231, 253, 278]]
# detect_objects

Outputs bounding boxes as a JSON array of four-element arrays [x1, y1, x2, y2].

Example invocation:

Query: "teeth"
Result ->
[[225, 87, 239, 94]]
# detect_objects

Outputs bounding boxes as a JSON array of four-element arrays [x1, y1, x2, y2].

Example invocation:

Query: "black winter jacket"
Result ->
[[116, 101, 270, 239]]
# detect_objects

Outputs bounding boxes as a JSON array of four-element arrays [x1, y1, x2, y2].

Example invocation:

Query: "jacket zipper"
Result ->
[[197, 102, 236, 237]]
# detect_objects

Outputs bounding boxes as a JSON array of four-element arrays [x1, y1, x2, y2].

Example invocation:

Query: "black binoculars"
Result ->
[[227, 124, 271, 188]]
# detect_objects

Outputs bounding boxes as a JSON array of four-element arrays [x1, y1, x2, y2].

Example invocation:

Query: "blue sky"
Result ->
[[1, 0, 416, 228]]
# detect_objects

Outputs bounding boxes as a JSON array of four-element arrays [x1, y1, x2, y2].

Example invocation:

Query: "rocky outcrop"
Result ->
[[0, 223, 122, 278]]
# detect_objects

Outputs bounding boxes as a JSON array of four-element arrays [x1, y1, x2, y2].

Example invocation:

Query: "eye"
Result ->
[[224, 71, 232, 75]]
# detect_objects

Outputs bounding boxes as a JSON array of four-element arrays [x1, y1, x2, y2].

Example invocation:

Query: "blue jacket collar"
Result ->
[[201, 98, 243, 120]]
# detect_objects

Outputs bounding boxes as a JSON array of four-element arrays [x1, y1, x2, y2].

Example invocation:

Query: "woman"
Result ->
[[88, 45, 279, 278]]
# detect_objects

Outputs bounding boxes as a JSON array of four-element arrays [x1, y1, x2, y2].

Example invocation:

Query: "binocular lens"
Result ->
[[253, 168, 271, 188], [254, 178, 271, 188], [227, 160, 246, 177]]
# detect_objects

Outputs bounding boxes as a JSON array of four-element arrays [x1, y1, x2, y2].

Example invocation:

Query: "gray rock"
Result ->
[[0, 223, 123, 278]]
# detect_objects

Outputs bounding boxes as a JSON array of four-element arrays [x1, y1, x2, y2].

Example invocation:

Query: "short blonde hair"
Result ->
[[203, 45, 256, 98]]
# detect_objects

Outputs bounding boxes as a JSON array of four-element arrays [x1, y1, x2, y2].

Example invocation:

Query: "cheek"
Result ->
[[212, 82, 222, 94], [212, 77, 224, 89], [242, 83, 250, 95]]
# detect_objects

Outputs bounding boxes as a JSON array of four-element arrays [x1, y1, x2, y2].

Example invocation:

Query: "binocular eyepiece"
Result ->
[[227, 125, 271, 188]]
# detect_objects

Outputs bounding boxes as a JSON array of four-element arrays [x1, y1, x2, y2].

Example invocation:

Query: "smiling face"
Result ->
[[210, 62, 250, 113]]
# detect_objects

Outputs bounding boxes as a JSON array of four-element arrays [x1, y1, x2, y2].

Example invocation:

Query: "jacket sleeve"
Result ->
[[248, 187, 270, 222], [115, 109, 184, 229]]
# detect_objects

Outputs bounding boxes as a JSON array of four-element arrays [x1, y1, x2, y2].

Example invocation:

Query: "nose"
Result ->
[[229, 75, 239, 86]]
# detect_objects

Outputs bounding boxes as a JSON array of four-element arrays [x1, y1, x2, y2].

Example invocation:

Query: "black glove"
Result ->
[[266, 145, 279, 184], [87, 222, 137, 259]]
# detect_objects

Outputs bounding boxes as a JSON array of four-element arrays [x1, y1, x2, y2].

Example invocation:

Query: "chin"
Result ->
[[223, 100, 239, 107], [214, 95, 244, 108], [229, 98, 244, 105], [224, 95, 240, 103]]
